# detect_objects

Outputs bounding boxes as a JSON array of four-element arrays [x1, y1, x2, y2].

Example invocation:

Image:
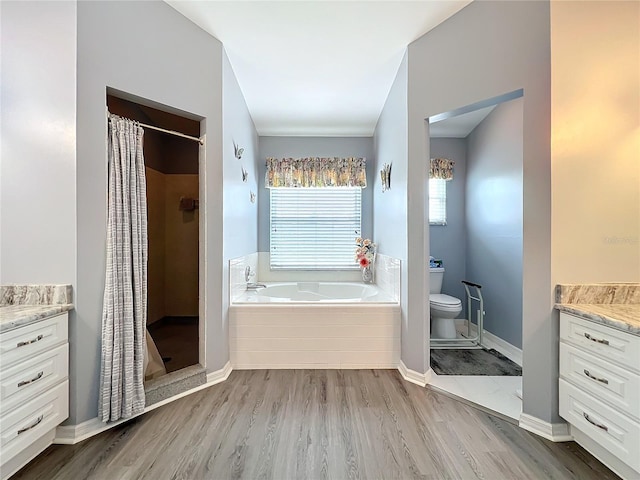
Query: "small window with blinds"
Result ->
[[270, 188, 361, 270], [429, 178, 447, 225]]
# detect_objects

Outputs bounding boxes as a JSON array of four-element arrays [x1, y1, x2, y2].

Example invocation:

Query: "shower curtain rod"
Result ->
[[108, 110, 204, 145], [138, 121, 204, 145]]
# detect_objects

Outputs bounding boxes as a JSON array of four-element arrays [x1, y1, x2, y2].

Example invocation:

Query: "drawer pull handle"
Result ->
[[17, 371, 44, 388], [583, 369, 609, 385], [583, 412, 608, 432], [16, 334, 44, 348], [17, 415, 44, 435], [583, 333, 609, 345]]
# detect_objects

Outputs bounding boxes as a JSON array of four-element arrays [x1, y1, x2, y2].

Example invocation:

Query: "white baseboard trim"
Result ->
[[207, 360, 232, 383], [55, 361, 233, 445], [232, 363, 398, 370], [397, 360, 432, 387], [456, 319, 522, 367], [519, 413, 573, 442]]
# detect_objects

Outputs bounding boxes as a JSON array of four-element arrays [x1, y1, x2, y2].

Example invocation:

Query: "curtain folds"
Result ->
[[99, 114, 148, 422], [265, 157, 367, 188], [430, 157, 455, 180]]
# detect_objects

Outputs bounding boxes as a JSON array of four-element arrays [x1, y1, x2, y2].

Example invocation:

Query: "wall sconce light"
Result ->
[[380, 163, 392, 192]]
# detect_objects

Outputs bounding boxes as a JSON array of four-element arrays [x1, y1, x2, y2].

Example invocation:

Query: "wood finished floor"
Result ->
[[15, 370, 618, 480]]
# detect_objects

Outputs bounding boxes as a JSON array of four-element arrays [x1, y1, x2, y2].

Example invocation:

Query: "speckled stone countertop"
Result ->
[[555, 283, 640, 337], [556, 303, 640, 336], [0, 304, 74, 333], [0, 284, 73, 333]]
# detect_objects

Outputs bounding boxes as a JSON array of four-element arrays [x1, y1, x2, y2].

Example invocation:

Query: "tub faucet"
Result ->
[[244, 266, 265, 289], [245, 266, 254, 282]]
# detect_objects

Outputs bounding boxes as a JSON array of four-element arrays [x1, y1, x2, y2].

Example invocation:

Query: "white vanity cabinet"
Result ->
[[0, 312, 69, 480], [559, 312, 640, 479]]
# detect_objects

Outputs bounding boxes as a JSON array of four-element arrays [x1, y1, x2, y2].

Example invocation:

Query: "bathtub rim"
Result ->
[[231, 281, 399, 305]]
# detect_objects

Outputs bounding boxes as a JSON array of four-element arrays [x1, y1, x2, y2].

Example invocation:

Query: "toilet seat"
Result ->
[[429, 294, 462, 309]]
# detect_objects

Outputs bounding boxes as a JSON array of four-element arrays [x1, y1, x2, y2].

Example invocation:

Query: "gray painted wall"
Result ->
[[408, 1, 553, 421], [429, 138, 467, 314], [0, 1, 77, 285], [257, 136, 374, 253], [75, 0, 224, 425], [466, 98, 523, 349], [373, 53, 411, 368], [222, 50, 259, 365]]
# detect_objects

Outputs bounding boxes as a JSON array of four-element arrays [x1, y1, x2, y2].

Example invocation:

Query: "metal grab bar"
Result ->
[[430, 279, 484, 350]]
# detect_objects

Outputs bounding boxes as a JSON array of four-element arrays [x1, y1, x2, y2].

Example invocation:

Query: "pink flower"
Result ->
[[359, 256, 370, 268]]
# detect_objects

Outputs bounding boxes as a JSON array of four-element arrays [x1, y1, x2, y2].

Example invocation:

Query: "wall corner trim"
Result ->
[[398, 361, 432, 387], [519, 413, 573, 442], [207, 361, 233, 384], [54, 362, 233, 445]]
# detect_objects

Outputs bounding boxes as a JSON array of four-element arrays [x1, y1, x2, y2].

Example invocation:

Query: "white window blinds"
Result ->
[[429, 178, 447, 225], [270, 188, 361, 269]]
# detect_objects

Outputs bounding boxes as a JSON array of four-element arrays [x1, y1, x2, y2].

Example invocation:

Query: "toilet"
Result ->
[[429, 266, 462, 339]]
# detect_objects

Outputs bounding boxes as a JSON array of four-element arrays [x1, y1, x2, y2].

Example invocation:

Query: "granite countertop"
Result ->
[[0, 304, 74, 333], [556, 303, 640, 336], [0, 284, 74, 333]]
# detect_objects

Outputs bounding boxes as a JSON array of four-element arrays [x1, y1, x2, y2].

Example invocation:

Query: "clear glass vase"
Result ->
[[362, 264, 374, 284]]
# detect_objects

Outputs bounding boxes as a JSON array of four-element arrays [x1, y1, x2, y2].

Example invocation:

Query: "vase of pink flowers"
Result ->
[[355, 237, 376, 284]]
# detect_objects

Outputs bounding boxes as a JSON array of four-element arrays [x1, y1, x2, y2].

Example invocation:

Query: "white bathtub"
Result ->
[[232, 282, 396, 304], [229, 281, 400, 369]]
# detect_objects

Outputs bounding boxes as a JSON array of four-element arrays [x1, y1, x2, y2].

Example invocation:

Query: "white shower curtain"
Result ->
[[99, 114, 148, 422]]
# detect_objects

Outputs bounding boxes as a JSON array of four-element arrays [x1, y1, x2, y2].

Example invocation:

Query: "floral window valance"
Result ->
[[430, 158, 455, 181], [265, 157, 367, 188]]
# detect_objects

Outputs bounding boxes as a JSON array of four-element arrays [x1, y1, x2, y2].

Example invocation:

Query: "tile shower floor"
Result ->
[[148, 316, 199, 373]]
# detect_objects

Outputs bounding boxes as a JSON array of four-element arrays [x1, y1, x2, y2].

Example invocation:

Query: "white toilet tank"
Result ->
[[429, 267, 444, 294]]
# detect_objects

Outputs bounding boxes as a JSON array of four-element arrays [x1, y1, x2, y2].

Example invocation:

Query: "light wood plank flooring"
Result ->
[[15, 370, 617, 479]]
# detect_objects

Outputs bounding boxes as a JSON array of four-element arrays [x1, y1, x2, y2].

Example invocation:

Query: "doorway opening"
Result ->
[[107, 94, 203, 392], [426, 90, 524, 421]]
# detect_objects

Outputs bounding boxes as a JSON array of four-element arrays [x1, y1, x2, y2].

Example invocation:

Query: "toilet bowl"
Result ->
[[429, 266, 463, 339], [429, 293, 462, 339]]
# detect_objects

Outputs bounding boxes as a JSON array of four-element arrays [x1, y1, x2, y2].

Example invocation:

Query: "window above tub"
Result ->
[[270, 188, 361, 270]]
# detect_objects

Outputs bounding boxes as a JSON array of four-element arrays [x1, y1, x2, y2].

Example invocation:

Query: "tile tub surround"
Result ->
[[0, 284, 74, 333], [230, 253, 401, 303], [555, 283, 640, 336], [229, 304, 400, 369]]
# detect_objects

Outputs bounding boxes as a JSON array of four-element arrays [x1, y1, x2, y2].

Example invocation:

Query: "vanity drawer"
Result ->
[[0, 344, 69, 416], [560, 342, 640, 421], [560, 313, 640, 373], [0, 313, 68, 369], [0, 380, 68, 466], [560, 379, 640, 471]]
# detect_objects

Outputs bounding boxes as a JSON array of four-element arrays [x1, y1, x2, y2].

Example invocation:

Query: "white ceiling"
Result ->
[[165, 1, 472, 137], [429, 105, 496, 138]]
